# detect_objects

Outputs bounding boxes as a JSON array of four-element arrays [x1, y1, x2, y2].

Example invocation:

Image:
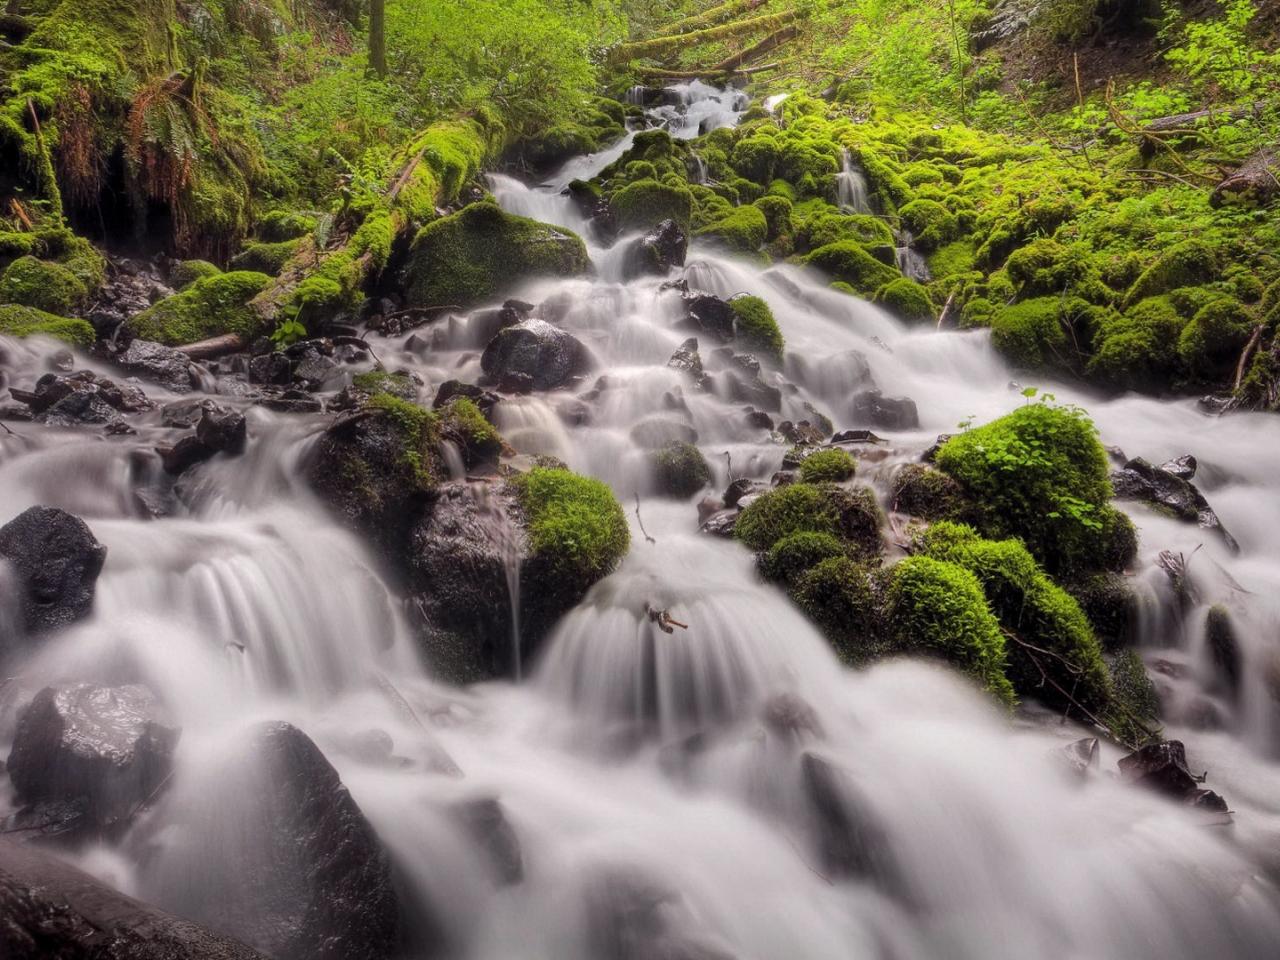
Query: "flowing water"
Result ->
[[4, 84, 1280, 958]]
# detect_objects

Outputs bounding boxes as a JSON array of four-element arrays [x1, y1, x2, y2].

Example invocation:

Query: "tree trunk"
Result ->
[[648, 0, 766, 39], [1211, 146, 1280, 208], [607, 9, 804, 66], [368, 0, 387, 78]]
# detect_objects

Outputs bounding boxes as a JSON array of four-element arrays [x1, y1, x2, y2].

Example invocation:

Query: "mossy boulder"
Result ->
[[897, 199, 958, 250], [760, 531, 849, 586], [610, 179, 695, 232], [694, 205, 768, 253], [728, 294, 783, 362], [257, 210, 319, 243], [753, 195, 793, 241], [229, 239, 303, 277], [794, 557, 885, 663], [439, 396, 504, 469], [1177, 297, 1252, 380], [170, 260, 222, 291], [803, 212, 894, 250], [800, 241, 900, 296], [735, 482, 881, 558], [798, 448, 856, 483], [405, 203, 589, 309], [1123, 239, 1220, 308], [927, 240, 977, 279], [0, 256, 88, 314], [128, 271, 272, 345], [890, 463, 971, 522], [990, 297, 1101, 373], [885, 556, 1015, 707], [1087, 296, 1184, 388], [0, 305, 95, 346], [874, 278, 934, 325], [649, 441, 712, 497], [934, 402, 1119, 576]]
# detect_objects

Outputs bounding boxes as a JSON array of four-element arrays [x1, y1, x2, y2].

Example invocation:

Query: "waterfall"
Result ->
[[836, 148, 871, 214], [4, 81, 1280, 959]]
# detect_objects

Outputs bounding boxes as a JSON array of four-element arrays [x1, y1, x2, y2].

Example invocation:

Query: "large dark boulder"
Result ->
[[480, 318, 592, 392], [107, 339, 200, 393], [1110, 457, 1238, 552], [681, 293, 735, 343], [1117, 739, 1228, 812], [179, 722, 401, 960], [799, 752, 900, 887], [0, 506, 106, 641], [6, 683, 178, 837], [622, 219, 688, 280], [851, 389, 919, 430], [0, 837, 269, 960]]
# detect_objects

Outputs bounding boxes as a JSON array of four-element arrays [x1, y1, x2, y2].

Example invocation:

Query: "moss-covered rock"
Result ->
[[229, 239, 303, 277], [170, 260, 222, 291], [798, 448, 856, 483], [439, 396, 504, 469], [257, 210, 319, 243], [800, 240, 900, 295], [753, 195, 793, 241], [890, 463, 972, 522], [874, 277, 934, 325], [794, 557, 885, 662], [803, 211, 894, 250], [1108, 649, 1160, 743], [0, 256, 88, 314], [989, 297, 1080, 371], [1123, 239, 1220, 308], [1087, 296, 1185, 388], [404, 203, 588, 309], [885, 555, 1015, 707], [760, 531, 849, 585], [128, 271, 273, 345], [0, 305, 95, 346], [1177, 296, 1252, 380], [728, 294, 783, 362], [735, 482, 881, 558], [649, 440, 712, 497], [898, 198, 958, 249], [927, 239, 977, 279], [694, 204, 768, 253], [934, 401, 1116, 576], [610, 179, 695, 232]]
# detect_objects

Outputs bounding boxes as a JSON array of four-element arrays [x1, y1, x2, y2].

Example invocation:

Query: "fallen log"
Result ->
[[634, 61, 783, 81], [607, 9, 804, 66], [1137, 102, 1267, 156], [646, 0, 766, 39], [178, 331, 248, 359], [1211, 146, 1280, 208], [709, 24, 799, 74]]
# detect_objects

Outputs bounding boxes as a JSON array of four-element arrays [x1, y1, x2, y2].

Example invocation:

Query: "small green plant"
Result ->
[[270, 315, 307, 347]]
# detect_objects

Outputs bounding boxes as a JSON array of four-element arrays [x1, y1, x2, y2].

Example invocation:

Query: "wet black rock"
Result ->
[[257, 390, 323, 414], [210, 722, 401, 960], [699, 509, 738, 537], [7, 683, 178, 832], [800, 752, 899, 885], [1054, 737, 1100, 779], [667, 337, 709, 390], [682, 293, 736, 343], [1160, 454, 1197, 481], [480, 318, 591, 391], [159, 402, 247, 475], [109, 339, 200, 393], [1204, 605, 1241, 699], [0, 836, 269, 960], [37, 389, 130, 431], [15, 370, 150, 417], [622, 219, 688, 280], [0, 506, 106, 639], [434, 379, 501, 416], [851, 389, 919, 430], [722, 477, 768, 509], [743, 409, 773, 430], [778, 420, 826, 445], [1110, 457, 1238, 552], [1118, 740, 1226, 812], [85, 257, 175, 336], [248, 351, 292, 385], [452, 797, 524, 886], [721, 354, 781, 412]]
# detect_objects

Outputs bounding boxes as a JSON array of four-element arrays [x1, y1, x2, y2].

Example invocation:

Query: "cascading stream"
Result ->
[[3, 83, 1280, 959]]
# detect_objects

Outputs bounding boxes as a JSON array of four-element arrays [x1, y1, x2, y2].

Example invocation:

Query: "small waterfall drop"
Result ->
[[836, 148, 871, 214]]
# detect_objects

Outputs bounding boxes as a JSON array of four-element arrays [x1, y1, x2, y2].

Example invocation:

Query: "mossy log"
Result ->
[[647, 0, 766, 38], [607, 9, 805, 66], [709, 24, 799, 73], [1210, 146, 1280, 208], [1137, 102, 1267, 157]]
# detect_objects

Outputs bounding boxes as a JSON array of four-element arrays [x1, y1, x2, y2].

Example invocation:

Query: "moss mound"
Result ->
[[649, 441, 712, 497], [735, 482, 881, 557], [170, 260, 222, 290], [229, 239, 303, 277], [800, 241, 899, 295], [0, 305, 95, 346], [935, 402, 1118, 576], [0, 256, 88, 314], [794, 557, 884, 663], [440, 396, 504, 468], [885, 556, 1016, 707], [611, 179, 695, 232], [1124, 239, 1220, 307], [728, 294, 783, 361], [405, 203, 588, 309], [694, 204, 768, 252], [798, 448, 856, 483], [875, 278, 934, 325], [128, 271, 273, 345]]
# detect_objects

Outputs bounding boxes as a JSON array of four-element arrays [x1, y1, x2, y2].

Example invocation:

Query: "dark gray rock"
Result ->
[[851, 389, 919, 430], [1160, 454, 1197, 481], [0, 506, 106, 639], [1117, 739, 1226, 812], [667, 337, 709, 390], [0, 836, 269, 960], [800, 752, 899, 886], [37, 389, 129, 431], [112, 339, 199, 393], [433, 379, 500, 416], [699, 509, 738, 537], [452, 797, 524, 886], [159, 403, 247, 475], [248, 352, 292, 385], [1110, 457, 1238, 552], [6, 683, 178, 831], [721, 355, 781, 412], [622, 219, 688, 279], [682, 293, 735, 343], [480, 319, 591, 392], [722, 478, 768, 509]]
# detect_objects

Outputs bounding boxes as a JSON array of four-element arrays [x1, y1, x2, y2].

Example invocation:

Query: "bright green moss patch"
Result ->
[[800, 241, 900, 296], [229, 239, 304, 277], [509, 467, 630, 586], [735, 482, 881, 557], [694, 204, 768, 252], [798, 448, 856, 483], [927, 239, 977, 279], [0, 256, 88, 314], [128, 271, 273, 345], [170, 260, 222, 291], [404, 203, 588, 309], [875, 278, 934, 325], [935, 401, 1115, 576], [1177, 296, 1252, 380], [649, 441, 712, 498], [610, 179, 695, 232], [440, 396, 503, 467], [258, 210, 319, 243], [794, 557, 884, 663], [760, 531, 849, 585], [753, 195, 793, 241], [367, 391, 441, 489], [898, 198, 958, 249], [728, 294, 783, 361], [885, 555, 1015, 707], [1123, 239, 1220, 308], [989, 297, 1073, 370], [0, 305, 95, 346]]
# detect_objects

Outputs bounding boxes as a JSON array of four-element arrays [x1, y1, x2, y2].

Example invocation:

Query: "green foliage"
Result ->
[[230, 239, 303, 276], [0, 256, 87, 314], [441, 396, 504, 466], [735, 482, 882, 558], [935, 399, 1116, 576], [694, 204, 768, 252], [509, 466, 630, 586], [367, 391, 441, 488], [800, 241, 900, 295], [875, 277, 934, 325], [129, 271, 272, 344], [649, 441, 712, 498], [886, 556, 1016, 707], [1163, 0, 1277, 98], [728, 294, 783, 361], [798, 448, 856, 483], [794, 557, 885, 663], [0, 305, 95, 346], [270, 317, 308, 348], [405, 202, 588, 308], [611, 179, 695, 231], [760, 531, 849, 585]]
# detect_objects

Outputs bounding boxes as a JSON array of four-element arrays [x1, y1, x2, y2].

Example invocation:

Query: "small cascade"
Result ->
[[836, 148, 872, 214], [688, 151, 709, 184], [896, 229, 932, 283]]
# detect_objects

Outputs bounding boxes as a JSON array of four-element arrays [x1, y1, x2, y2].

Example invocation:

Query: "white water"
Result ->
[[3, 84, 1280, 958], [836, 148, 871, 214]]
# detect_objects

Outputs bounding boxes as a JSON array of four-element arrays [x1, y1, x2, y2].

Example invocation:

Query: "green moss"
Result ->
[[649, 441, 712, 498], [752, 195, 793, 241], [1087, 296, 1185, 387], [694, 204, 768, 253], [509, 467, 630, 586], [898, 198, 958, 250], [1177, 297, 1252, 380], [258, 210, 319, 243], [735, 482, 881, 558], [760, 531, 849, 585], [794, 557, 885, 663], [800, 241, 900, 296], [919, 521, 1113, 713], [170, 260, 222, 290], [804, 212, 894, 250], [728, 294, 783, 361], [405, 203, 588, 308], [0, 305, 95, 346], [610, 178, 695, 231], [367, 391, 441, 489], [1108, 649, 1160, 744], [441, 396, 503, 467], [229, 239, 303, 276], [874, 277, 934, 325], [990, 297, 1101, 373], [731, 134, 781, 184], [798, 448, 856, 483], [766, 179, 797, 202], [935, 402, 1114, 576], [886, 556, 1015, 707], [128, 271, 273, 345], [890, 463, 972, 522], [352, 370, 417, 399], [1124, 239, 1220, 308], [0, 256, 88, 314]]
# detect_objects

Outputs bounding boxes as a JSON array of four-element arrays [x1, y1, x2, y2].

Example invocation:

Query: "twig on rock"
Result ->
[[634, 492, 656, 544]]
